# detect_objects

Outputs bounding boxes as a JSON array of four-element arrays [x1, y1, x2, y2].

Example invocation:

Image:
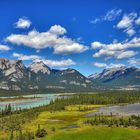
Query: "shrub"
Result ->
[[35, 124, 47, 138]]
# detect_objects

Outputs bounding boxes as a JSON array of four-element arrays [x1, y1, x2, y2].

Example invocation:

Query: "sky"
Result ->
[[0, 0, 140, 76]]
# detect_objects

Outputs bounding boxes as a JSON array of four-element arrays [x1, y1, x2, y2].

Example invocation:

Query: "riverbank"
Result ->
[[0, 96, 40, 102]]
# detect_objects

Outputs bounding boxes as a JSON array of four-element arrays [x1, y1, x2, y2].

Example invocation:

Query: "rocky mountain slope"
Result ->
[[1, 58, 140, 92], [89, 66, 140, 90], [0, 58, 92, 91]]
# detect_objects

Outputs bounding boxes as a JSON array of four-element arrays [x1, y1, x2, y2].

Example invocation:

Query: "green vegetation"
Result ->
[[48, 91, 140, 110], [85, 114, 140, 128], [44, 126, 140, 140], [0, 91, 140, 140], [65, 104, 103, 111]]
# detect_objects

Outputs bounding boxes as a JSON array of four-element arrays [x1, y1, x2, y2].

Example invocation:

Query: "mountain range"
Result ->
[[88, 66, 140, 90], [0, 58, 140, 92], [0, 58, 92, 92]]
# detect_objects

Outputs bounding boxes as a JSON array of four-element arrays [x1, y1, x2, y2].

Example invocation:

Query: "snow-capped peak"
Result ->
[[89, 66, 139, 80], [88, 73, 100, 79]]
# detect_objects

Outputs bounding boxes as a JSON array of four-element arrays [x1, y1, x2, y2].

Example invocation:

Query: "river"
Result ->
[[86, 103, 140, 117], [0, 94, 58, 110]]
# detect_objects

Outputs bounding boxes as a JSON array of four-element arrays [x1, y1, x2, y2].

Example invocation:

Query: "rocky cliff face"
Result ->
[[0, 58, 92, 91]]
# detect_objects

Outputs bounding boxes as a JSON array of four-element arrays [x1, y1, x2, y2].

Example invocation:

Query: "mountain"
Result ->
[[29, 61, 51, 74], [2, 58, 140, 92], [0, 58, 92, 92], [89, 66, 140, 90], [0, 58, 34, 90], [28, 61, 92, 91]]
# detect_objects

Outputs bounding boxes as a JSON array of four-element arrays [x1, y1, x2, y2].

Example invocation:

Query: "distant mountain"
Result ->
[[2, 58, 140, 92], [0, 58, 92, 92], [89, 66, 140, 90]]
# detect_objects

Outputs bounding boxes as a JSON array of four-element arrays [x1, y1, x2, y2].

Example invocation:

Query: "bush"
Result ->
[[51, 127, 56, 132], [35, 124, 47, 138]]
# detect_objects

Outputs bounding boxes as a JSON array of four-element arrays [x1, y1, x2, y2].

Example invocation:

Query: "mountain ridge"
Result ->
[[0, 58, 92, 92], [89, 66, 140, 90], [1, 58, 140, 92]]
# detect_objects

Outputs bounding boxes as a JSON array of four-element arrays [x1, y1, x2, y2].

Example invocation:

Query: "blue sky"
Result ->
[[0, 0, 140, 76]]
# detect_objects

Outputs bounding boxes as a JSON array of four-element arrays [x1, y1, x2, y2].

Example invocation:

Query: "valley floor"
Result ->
[[0, 104, 140, 140], [1, 91, 140, 140]]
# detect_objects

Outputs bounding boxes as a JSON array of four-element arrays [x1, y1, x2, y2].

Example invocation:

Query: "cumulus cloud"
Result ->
[[0, 44, 10, 51], [92, 37, 140, 59], [90, 9, 122, 24], [54, 43, 87, 54], [15, 17, 31, 29], [49, 25, 67, 35], [13, 52, 76, 68], [91, 41, 102, 49], [6, 25, 88, 55], [93, 62, 125, 68]]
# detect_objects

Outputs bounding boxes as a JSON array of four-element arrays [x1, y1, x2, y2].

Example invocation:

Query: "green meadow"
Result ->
[[1, 106, 140, 140], [0, 92, 140, 140]]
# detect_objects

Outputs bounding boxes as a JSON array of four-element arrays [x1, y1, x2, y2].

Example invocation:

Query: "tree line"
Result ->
[[85, 114, 140, 128], [48, 91, 140, 110]]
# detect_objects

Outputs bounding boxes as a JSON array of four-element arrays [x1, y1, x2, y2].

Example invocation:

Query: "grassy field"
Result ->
[[0, 104, 140, 140], [22, 107, 140, 140], [44, 126, 140, 140], [65, 104, 104, 111], [27, 109, 140, 140]]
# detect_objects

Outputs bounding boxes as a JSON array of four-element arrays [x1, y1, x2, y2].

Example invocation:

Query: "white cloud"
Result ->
[[0, 44, 10, 51], [117, 14, 134, 29], [117, 50, 137, 59], [103, 9, 122, 21], [116, 12, 138, 36], [90, 18, 100, 24], [54, 43, 87, 54], [107, 63, 125, 68], [126, 28, 136, 36], [92, 37, 140, 59], [91, 41, 102, 49], [6, 25, 88, 55], [90, 9, 122, 24], [93, 62, 125, 68], [49, 25, 67, 35], [135, 17, 140, 25], [13, 52, 76, 68], [128, 58, 140, 65], [13, 53, 40, 60], [93, 49, 115, 58], [40, 59, 76, 67], [93, 62, 107, 68], [15, 17, 31, 29]]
